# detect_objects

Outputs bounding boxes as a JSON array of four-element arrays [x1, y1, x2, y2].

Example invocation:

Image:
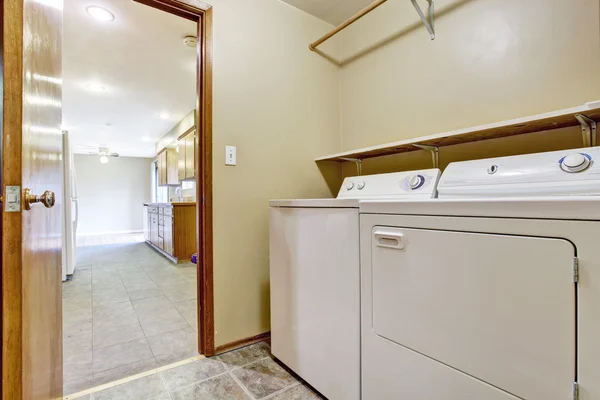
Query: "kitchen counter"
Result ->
[[144, 202, 196, 207], [143, 203, 197, 263]]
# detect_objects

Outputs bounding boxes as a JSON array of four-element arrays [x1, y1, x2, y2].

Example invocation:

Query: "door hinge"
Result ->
[[573, 257, 580, 283], [573, 381, 579, 400]]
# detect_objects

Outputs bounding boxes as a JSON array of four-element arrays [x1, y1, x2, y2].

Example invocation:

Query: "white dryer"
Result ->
[[359, 147, 600, 400], [270, 169, 441, 400]]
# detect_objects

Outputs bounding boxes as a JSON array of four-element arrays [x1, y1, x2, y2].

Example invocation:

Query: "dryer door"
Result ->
[[371, 227, 575, 400]]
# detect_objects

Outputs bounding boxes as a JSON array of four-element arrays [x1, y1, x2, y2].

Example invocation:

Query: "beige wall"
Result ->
[[330, 0, 600, 167], [75, 155, 153, 235], [211, 0, 600, 348], [209, 0, 341, 347]]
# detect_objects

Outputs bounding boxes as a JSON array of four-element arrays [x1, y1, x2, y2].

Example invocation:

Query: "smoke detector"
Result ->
[[183, 36, 197, 48]]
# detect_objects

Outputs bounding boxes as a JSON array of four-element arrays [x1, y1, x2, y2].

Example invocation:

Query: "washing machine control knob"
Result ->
[[560, 153, 591, 173], [357, 181, 366, 190], [346, 181, 355, 190], [409, 174, 425, 190]]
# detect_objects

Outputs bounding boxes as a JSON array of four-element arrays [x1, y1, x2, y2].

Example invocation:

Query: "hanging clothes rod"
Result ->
[[309, 0, 388, 51], [309, 0, 435, 51]]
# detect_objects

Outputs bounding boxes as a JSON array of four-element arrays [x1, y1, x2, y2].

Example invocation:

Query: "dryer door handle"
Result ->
[[374, 230, 405, 250]]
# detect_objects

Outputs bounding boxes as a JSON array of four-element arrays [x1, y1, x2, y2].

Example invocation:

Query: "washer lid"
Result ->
[[439, 146, 600, 198]]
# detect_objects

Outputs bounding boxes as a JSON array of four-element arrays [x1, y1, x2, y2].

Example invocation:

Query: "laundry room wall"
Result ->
[[319, 0, 600, 177], [75, 155, 153, 236], [208, 0, 341, 348]]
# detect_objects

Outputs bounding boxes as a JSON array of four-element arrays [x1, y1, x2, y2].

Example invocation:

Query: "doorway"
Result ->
[[59, 0, 213, 395], [2, 0, 214, 398]]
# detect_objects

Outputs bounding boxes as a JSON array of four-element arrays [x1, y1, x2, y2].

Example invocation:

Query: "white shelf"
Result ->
[[316, 102, 600, 163]]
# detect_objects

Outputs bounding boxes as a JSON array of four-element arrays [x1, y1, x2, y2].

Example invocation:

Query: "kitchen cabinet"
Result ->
[[149, 209, 159, 247], [163, 215, 173, 255], [144, 203, 195, 263], [177, 138, 186, 181], [157, 147, 179, 186], [185, 130, 195, 179], [158, 151, 166, 186], [143, 206, 149, 241], [177, 129, 196, 182]]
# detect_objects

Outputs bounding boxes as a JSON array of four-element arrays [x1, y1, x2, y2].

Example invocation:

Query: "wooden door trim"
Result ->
[[2, 0, 24, 397], [133, 0, 214, 356]]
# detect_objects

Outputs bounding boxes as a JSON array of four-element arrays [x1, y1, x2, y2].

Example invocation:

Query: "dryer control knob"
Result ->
[[561, 153, 591, 173], [409, 175, 425, 190], [357, 181, 366, 190], [346, 181, 354, 190]]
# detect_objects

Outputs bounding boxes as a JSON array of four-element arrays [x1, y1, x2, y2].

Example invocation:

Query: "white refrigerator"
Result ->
[[62, 131, 78, 281]]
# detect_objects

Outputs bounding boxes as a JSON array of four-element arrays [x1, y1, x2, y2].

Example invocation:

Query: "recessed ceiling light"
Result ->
[[159, 112, 170, 120], [86, 6, 114, 22], [86, 82, 106, 92]]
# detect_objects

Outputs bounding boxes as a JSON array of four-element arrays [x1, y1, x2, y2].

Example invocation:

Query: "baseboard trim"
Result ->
[[215, 332, 271, 355]]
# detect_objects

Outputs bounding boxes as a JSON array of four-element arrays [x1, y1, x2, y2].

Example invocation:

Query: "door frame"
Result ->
[[2, 0, 25, 397], [133, 0, 215, 356]]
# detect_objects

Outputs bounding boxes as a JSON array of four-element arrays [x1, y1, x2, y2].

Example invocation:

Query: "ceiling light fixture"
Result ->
[[100, 155, 109, 164], [159, 112, 170, 120], [86, 82, 106, 92], [86, 6, 114, 22], [183, 36, 197, 48]]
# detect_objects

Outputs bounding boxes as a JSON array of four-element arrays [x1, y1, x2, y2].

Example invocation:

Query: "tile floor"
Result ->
[[75, 342, 323, 400], [63, 241, 198, 395]]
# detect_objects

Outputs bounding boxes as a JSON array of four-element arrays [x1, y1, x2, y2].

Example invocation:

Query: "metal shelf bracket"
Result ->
[[575, 114, 597, 147], [340, 158, 363, 176], [413, 144, 439, 168], [411, 0, 435, 40]]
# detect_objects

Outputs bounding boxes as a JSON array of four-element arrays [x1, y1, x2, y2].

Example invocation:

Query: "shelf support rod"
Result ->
[[340, 158, 363, 176], [411, 0, 435, 40], [413, 144, 439, 168], [575, 114, 597, 148]]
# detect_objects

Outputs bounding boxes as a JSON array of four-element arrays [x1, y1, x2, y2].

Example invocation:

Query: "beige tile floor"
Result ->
[[73, 342, 323, 400], [63, 241, 199, 395]]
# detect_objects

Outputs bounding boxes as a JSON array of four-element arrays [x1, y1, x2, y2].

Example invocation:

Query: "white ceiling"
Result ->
[[280, 0, 374, 25], [63, 0, 197, 158]]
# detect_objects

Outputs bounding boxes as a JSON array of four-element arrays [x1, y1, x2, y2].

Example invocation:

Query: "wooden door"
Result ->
[[2, 0, 64, 398], [185, 130, 195, 179]]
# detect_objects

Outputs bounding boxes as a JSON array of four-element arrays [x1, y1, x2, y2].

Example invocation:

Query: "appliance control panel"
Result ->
[[439, 146, 600, 198], [337, 169, 441, 199]]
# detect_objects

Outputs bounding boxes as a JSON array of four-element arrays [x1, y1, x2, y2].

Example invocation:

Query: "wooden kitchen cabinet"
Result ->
[[157, 147, 179, 186], [163, 215, 173, 255], [177, 128, 196, 182], [150, 209, 159, 247], [143, 206, 150, 241], [144, 203, 195, 263], [158, 151, 166, 186], [177, 137, 186, 181], [185, 130, 195, 179]]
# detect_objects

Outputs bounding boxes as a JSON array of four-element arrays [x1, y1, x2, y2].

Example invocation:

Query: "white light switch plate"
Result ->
[[225, 146, 236, 166]]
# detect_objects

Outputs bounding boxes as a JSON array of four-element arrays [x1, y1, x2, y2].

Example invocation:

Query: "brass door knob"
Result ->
[[24, 189, 55, 210]]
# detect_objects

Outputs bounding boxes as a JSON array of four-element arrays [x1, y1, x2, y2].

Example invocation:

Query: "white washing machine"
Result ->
[[270, 169, 441, 400], [359, 147, 600, 400]]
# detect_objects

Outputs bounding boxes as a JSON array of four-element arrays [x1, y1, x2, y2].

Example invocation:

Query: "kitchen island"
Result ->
[[143, 202, 196, 263]]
